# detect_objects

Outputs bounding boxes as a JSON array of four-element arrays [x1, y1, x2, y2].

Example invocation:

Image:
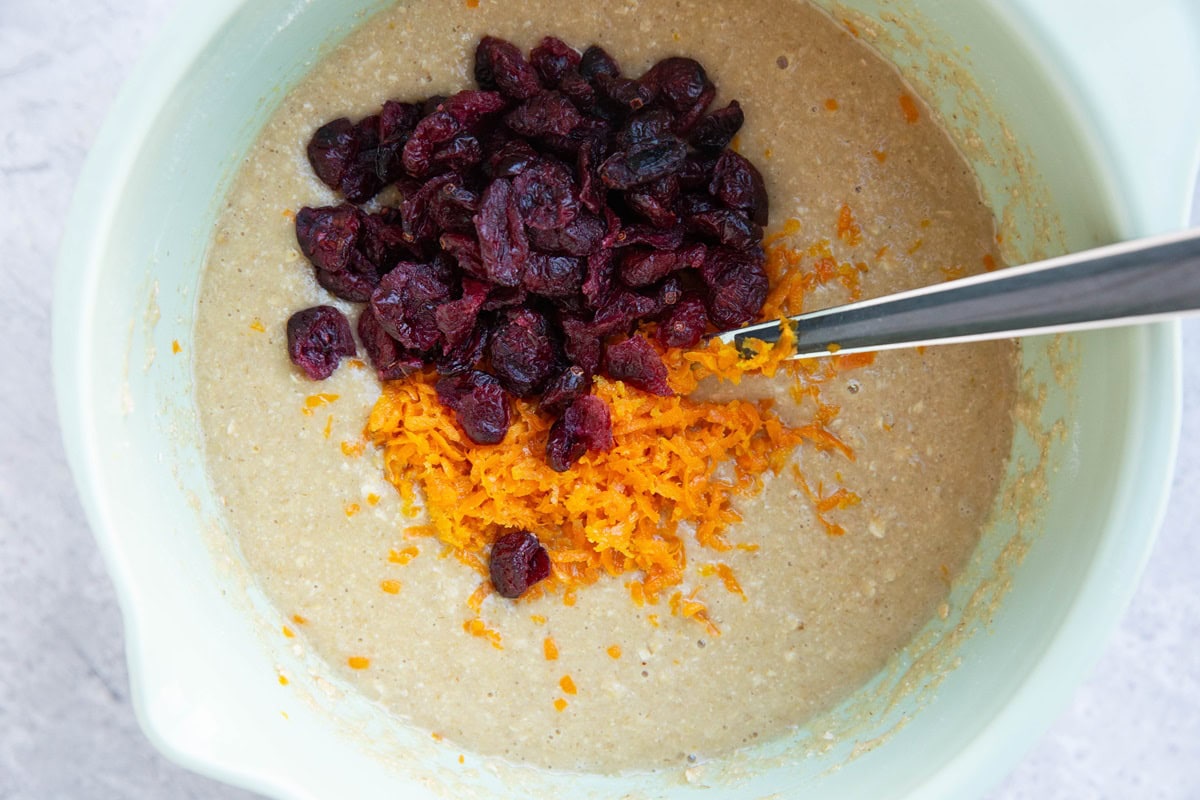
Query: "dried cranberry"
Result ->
[[561, 316, 603, 375], [690, 100, 744, 150], [314, 257, 378, 302], [513, 159, 580, 230], [488, 531, 551, 598], [523, 253, 585, 298], [582, 248, 615, 308], [474, 178, 530, 287], [590, 288, 663, 336], [670, 82, 716, 136], [506, 91, 585, 139], [403, 90, 506, 176], [358, 307, 424, 381], [618, 248, 682, 287], [380, 101, 421, 144], [436, 277, 490, 352], [579, 45, 621, 82], [436, 322, 490, 377], [626, 175, 680, 228], [602, 335, 673, 396], [438, 232, 487, 280], [541, 365, 592, 415], [286, 306, 357, 380], [656, 291, 709, 348], [596, 74, 654, 112], [641, 57, 710, 113], [487, 308, 559, 397], [482, 284, 529, 312], [488, 139, 539, 178], [546, 395, 614, 472], [598, 137, 688, 189], [358, 210, 409, 269], [475, 36, 542, 101], [295, 205, 360, 272], [432, 133, 484, 173], [531, 36, 581, 88], [437, 370, 511, 445], [710, 149, 769, 226], [702, 248, 769, 328], [528, 211, 606, 256], [428, 180, 479, 234], [306, 118, 359, 190], [370, 261, 453, 352], [612, 223, 686, 251], [685, 208, 763, 249]]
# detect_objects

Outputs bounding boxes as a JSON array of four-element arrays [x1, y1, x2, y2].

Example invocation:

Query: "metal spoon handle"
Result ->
[[720, 227, 1200, 359]]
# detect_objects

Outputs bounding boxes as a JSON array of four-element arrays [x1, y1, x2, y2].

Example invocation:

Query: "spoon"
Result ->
[[717, 227, 1200, 360]]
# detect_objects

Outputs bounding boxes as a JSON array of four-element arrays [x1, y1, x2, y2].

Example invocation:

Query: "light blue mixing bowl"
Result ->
[[53, 1, 1199, 797]]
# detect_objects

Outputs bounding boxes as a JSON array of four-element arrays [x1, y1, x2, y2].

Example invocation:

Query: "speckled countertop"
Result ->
[[1, 1, 1196, 797]]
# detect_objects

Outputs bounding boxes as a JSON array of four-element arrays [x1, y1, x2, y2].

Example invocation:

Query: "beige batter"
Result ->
[[194, 0, 1017, 773]]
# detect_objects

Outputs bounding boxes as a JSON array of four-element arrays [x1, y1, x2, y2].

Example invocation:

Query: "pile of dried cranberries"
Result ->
[[286, 35, 770, 471]]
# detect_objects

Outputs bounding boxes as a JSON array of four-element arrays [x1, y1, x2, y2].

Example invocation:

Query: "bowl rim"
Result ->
[[52, 1, 1191, 797]]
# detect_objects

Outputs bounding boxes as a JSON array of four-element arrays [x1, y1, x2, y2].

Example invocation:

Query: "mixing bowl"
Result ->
[[54, 0, 1199, 797]]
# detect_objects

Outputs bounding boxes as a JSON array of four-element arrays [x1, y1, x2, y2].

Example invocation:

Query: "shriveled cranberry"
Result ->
[[474, 178, 530, 287], [596, 74, 654, 112], [437, 369, 511, 445], [436, 277, 490, 352], [618, 247, 683, 287], [528, 212, 606, 256], [656, 291, 710, 348], [437, 321, 490, 376], [541, 365, 592, 414], [428, 179, 479, 234], [475, 36, 543, 100], [598, 137, 688, 189], [403, 90, 506, 176], [546, 395, 614, 472], [626, 174, 680, 228], [432, 133, 484, 173], [401, 174, 458, 248], [691, 100, 744, 150], [306, 118, 359, 190], [358, 307, 424, 381], [370, 261, 453, 351], [314, 256, 378, 302], [488, 139, 539, 178], [579, 45, 621, 82], [286, 306, 357, 380], [591, 288, 663, 336], [295, 205, 360, 272], [488, 307, 560, 397], [642, 57, 710, 113], [576, 140, 605, 214], [561, 316, 603, 375], [612, 223, 686, 251], [582, 248, 615, 308], [523, 253, 585, 298], [531, 36, 581, 88], [602, 335, 673, 396], [482, 284, 529, 311], [670, 82, 716, 136], [685, 208, 763, 249], [488, 531, 551, 598], [513, 159, 580, 230], [380, 100, 421, 144], [710, 149, 769, 226], [702, 247, 769, 328], [438, 232, 487, 280], [506, 91, 585, 139]]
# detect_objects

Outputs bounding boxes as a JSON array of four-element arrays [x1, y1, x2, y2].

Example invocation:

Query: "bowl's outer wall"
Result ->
[[53, 0, 1196, 798]]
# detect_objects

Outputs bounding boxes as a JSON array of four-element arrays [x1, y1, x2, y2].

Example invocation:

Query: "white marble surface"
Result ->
[[0, 1, 1196, 797]]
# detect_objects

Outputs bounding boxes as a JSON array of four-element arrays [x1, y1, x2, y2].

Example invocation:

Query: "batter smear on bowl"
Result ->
[[195, 0, 1018, 773]]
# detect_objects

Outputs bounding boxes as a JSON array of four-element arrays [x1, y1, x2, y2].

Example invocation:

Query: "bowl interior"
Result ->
[[54, 0, 1185, 798]]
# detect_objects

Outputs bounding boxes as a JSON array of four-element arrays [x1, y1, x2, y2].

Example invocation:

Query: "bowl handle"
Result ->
[[1010, 0, 1200, 233]]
